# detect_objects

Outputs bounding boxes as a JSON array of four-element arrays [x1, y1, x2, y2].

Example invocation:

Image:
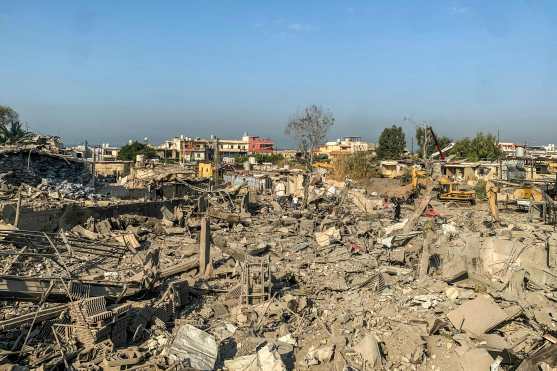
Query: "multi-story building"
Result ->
[[498, 142, 518, 157], [67, 143, 120, 161], [159, 133, 274, 163], [183, 138, 210, 162], [99, 144, 120, 161], [219, 139, 249, 157], [242, 134, 274, 154]]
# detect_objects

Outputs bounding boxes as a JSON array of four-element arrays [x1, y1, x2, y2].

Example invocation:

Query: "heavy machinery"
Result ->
[[486, 179, 546, 222], [313, 161, 335, 171], [486, 180, 499, 222], [437, 176, 476, 205], [428, 127, 446, 161], [411, 167, 427, 189]]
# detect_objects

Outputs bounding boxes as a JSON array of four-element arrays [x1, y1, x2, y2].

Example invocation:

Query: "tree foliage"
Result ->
[[0, 120, 32, 145], [237, 153, 284, 165], [415, 127, 451, 158], [377, 125, 406, 159], [254, 153, 284, 164], [450, 132, 501, 161], [334, 151, 378, 180], [0, 105, 18, 129], [285, 105, 334, 168], [0, 106, 31, 145], [117, 141, 157, 161]]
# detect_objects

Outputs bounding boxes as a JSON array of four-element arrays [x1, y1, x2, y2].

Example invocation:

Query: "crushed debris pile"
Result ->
[[0, 173, 555, 371]]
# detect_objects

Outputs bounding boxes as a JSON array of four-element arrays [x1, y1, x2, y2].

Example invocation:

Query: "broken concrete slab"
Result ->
[[165, 324, 218, 370], [459, 348, 494, 371], [447, 295, 519, 335], [354, 333, 383, 368]]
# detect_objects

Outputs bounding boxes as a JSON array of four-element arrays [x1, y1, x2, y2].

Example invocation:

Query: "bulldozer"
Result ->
[[437, 176, 476, 205]]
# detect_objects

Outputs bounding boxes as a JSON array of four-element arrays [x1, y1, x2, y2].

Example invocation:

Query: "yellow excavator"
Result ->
[[411, 167, 427, 189], [486, 180, 545, 222], [486, 180, 499, 222]]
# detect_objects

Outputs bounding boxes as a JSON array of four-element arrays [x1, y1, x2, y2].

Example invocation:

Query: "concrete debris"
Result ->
[[224, 354, 259, 371], [165, 324, 218, 370], [0, 155, 556, 370], [257, 344, 288, 371], [303, 344, 335, 366], [460, 348, 494, 371], [353, 333, 383, 368], [447, 295, 520, 335]]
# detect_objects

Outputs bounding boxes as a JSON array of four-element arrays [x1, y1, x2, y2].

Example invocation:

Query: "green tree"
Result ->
[[285, 105, 334, 169], [254, 153, 284, 164], [117, 141, 158, 161], [377, 125, 406, 159], [450, 132, 501, 161], [415, 127, 451, 158], [0, 120, 31, 145], [0, 105, 19, 129]]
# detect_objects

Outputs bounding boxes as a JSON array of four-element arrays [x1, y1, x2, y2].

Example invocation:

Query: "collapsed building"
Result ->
[[0, 140, 556, 371], [0, 148, 91, 187]]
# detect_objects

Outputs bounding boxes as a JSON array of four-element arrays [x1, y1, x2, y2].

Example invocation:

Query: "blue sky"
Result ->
[[1, 0, 556, 147]]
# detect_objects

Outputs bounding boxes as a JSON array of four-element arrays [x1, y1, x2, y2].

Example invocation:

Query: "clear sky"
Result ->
[[1, 0, 556, 147]]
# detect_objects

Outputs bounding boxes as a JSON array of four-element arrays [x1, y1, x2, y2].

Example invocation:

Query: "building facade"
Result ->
[[318, 137, 375, 158], [159, 133, 274, 162], [243, 134, 274, 154]]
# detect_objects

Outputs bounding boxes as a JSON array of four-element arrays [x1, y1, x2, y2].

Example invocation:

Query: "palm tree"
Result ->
[[0, 121, 32, 145]]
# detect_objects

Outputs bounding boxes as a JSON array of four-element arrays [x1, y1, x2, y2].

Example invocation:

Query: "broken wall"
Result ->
[[0, 150, 91, 186], [1, 199, 188, 231]]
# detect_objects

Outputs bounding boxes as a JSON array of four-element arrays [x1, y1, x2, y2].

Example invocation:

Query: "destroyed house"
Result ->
[[0, 148, 91, 186]]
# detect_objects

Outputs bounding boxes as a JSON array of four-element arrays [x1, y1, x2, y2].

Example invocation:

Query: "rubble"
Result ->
[[0, 160, 556, 371]]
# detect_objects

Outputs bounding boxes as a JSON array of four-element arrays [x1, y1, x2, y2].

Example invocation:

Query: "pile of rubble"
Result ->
[[0, 175, 555, 370], [1, 179, 106, 206], [34, 179, 106, 201]]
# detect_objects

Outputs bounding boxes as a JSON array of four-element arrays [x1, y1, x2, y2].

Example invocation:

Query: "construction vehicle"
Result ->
[[437, 176, 476, 205], [486, 179, 545, 221], [486, 180, 499, 222], [513, 185, 543, 210], [313, 161, 335, 171], [411, 167, 427, 189], [428, 127, 446, 161]]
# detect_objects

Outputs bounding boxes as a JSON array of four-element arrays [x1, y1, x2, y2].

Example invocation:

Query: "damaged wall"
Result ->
[[0, 149, 91, 186], [2, 199, 188, 231]]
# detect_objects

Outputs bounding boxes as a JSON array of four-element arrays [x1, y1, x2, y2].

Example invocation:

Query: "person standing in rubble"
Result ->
[[155, 180, 163, 201], [392, 197, 401, 221]]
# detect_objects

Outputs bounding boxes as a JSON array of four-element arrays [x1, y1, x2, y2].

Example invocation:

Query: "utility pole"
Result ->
[[213, 137, 220, 186], [497, 128, 502, 180], [92, 145, 96, 188], [422, 123, 429, 160]]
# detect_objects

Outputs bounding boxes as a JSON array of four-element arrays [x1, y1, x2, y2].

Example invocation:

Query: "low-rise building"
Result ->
[[498, 142, 518, 158], [318, 137, 375, 158], [67, 144, 120, 161], [94, 160, 132, 178], [379, 160, 408, 178]]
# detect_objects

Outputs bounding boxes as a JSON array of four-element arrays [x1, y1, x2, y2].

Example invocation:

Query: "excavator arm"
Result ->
[[486, 180, 499, 222]]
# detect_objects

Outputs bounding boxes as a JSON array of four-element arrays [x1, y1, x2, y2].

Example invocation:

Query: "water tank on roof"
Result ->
[[516, 146, 525, 158]]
